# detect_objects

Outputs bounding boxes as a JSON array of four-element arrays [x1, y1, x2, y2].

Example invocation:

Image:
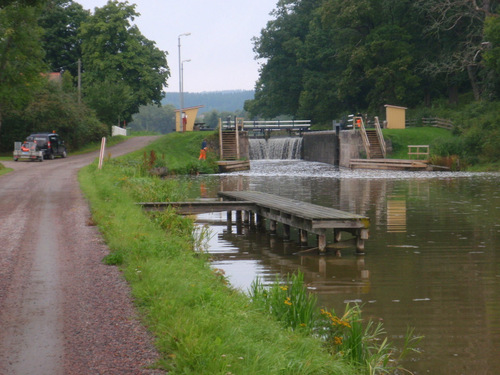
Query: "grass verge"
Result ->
[[383, 127, 455, 159], [79, 153, 355, 374]]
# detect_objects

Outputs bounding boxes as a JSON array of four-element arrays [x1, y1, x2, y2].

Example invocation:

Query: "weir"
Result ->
[[249, 137, 303, 160]]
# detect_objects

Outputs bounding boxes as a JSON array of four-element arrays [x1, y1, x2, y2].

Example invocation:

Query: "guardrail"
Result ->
[[405, 117, 455, 130], [221, 119, 311, 131], [408, 145, 430, 160]]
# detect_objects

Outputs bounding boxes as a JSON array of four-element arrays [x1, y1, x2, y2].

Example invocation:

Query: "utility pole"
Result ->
[[77, 59, 81, 104]]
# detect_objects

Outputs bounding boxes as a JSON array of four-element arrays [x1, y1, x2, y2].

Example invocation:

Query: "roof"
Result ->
[[175, 105, 204, 112], [384, 104, 407, 110]]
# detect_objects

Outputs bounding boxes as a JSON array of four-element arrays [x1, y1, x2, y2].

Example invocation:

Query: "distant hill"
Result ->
[[162, 90, 254, 113]]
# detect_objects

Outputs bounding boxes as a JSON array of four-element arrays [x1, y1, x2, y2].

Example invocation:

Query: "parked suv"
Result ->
[[26, 133, 67, 160]]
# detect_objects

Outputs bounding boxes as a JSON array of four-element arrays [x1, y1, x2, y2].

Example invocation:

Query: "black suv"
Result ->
[[26, 133, 67, 160]]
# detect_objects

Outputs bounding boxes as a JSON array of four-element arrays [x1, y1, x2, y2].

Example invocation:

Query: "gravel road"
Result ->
[[0, 137, 165, 375]]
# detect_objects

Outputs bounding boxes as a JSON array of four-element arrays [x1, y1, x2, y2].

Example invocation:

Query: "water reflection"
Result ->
[[190, 161, 500, 375]]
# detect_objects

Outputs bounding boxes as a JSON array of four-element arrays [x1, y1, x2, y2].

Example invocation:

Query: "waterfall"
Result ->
[[249, 138, 303, 160]]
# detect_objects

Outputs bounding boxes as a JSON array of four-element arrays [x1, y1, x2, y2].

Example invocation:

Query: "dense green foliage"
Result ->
[[128, 104, 177, 134], [79, 1, 169, 126], [247, 0, 500, 121], [0, 0, 169, 152], [0, 1, 46, 138]]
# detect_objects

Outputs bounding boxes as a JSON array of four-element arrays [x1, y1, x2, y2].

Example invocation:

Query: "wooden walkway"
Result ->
[[218, 191, 370, 254], [138, 191, 370, 254], [349, 158, 429, 170]]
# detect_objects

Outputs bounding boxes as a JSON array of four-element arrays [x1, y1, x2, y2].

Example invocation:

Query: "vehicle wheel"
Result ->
[[61, 151, 67, 158], [39, 157, 43, 162], [49, 152, 54, 160], [14, 158, 18, 162]]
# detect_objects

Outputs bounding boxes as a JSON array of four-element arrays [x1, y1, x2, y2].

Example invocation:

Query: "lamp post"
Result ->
[[178, 32, 191, 132], [181, 59, 191, 132]]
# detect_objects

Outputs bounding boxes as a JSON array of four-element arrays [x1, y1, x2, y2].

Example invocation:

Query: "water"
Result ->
[[192, 160, 500, 375], [249, 137, 302, 159]]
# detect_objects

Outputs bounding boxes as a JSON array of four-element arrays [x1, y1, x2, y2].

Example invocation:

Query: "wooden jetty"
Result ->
[[349, 158, 429, 170], [218, 191, 369, 254], [138, 191, 370, 254], [217, 160, 250, 173]]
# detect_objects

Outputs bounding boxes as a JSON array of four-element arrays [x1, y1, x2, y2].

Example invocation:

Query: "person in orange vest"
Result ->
[[199, 138, 207, 160]]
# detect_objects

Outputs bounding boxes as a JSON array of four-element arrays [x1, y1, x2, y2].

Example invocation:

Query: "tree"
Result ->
[[128, 104, 176, 134], [79, 0, 169, 127], [38, 0, 89, 78], [246, 0, 322, 119], [414, 0, 497, 101], [0, 2, 46, 140]]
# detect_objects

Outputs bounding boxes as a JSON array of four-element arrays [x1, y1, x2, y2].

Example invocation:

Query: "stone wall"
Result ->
[[303, 130, 364, 167]]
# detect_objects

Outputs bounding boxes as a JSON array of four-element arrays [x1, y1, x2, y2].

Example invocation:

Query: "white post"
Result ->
[[98, 137, 106, 170]]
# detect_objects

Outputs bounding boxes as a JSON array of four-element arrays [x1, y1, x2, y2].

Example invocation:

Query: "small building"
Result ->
[[175, 105, 204, 132], [384, 105, 407, 129]]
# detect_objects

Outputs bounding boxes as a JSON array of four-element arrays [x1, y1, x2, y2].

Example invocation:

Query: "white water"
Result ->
[[249, 138, 302, 160]]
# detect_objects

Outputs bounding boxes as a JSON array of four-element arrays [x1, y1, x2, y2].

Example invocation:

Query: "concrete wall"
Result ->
[[303, 130, 365, 167], [303, 131, 338, 165]]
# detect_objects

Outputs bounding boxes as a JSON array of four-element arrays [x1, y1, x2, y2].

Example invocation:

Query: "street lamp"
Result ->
[[178, 32, 191, 132], [181, 59, 191, 93], [181, 59, 191, 132]]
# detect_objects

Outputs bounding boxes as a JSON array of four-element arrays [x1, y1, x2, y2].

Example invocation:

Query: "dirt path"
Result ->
[[0, 137, 165, 375]]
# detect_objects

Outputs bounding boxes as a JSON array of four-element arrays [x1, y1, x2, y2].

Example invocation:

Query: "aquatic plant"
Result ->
[[250, 271, 423, 374]]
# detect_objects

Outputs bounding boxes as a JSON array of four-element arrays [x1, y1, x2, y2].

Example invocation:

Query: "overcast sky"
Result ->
[[76, 0, 278, 93]]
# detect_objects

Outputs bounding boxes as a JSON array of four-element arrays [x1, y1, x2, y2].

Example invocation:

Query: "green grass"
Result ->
[[383, 127, 455, 159], [122, 131, 219, 175], [0, 162, 12, 176], [79, 153, 356, 374]]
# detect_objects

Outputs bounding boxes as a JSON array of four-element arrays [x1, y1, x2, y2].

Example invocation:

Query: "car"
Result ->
[[25, 133, 67, 160]]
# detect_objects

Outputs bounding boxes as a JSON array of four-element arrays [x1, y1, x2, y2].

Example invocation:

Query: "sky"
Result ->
[[76, 0, 278, 93]]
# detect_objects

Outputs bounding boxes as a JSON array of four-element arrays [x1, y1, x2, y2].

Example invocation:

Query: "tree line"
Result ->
[[0, 0, 169, 151], [245, 0, 500, 123]]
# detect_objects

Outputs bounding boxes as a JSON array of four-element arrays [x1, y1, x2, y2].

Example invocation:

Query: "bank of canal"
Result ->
[[192, 160, 500, 375]]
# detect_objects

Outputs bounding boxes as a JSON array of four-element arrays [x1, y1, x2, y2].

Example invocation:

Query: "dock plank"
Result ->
[[218, 191, 368, 225]]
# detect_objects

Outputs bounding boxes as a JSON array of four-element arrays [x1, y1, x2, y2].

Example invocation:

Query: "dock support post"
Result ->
[[256, 214, 265, 230], [334, 229, 341, 242], [243, 210, 249, 225], [270, 220, 277, 234], [299, 230, 308, 246], [226, 210, 232, 233], [318, 232, 327, 253], [283, 224, 290, 240], [236, 210, 242, 225], [355, 229, 369, 255]]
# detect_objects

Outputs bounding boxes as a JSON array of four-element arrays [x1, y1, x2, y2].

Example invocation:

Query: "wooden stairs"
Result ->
[[221, 130, 238, 160], [365, 129, 384, 159]]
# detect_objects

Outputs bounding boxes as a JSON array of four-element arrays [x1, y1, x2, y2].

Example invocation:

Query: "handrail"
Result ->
[[374, 116, 386, 158], [222, 119, 311, 130], [355, 116, 371, 159]]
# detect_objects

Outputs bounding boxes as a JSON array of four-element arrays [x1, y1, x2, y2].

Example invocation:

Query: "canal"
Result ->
[[190, 160, 500, 374]]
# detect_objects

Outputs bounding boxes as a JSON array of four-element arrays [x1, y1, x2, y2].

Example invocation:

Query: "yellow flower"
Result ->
[[334, 336, 343, 345], [284, 297, 292, 306], [280, 286, 288, 291]]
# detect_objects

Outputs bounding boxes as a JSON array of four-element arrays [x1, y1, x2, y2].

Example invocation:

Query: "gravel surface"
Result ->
[[0, 137, 165, 375]]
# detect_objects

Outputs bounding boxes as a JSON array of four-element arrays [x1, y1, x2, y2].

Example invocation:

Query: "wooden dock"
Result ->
[[217, 160, 250, 173], [218, 191, 369, 254], [349, 158, 429, 170], [138, 191, 370, 254]]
